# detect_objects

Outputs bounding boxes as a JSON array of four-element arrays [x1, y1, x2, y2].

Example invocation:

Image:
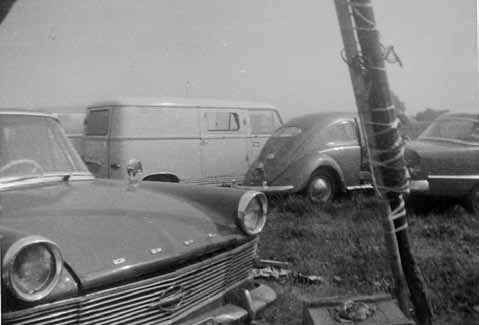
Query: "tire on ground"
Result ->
[[305, 169, 338, 204]]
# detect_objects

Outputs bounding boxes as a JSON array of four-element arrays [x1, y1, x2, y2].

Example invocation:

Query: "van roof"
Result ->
[[88, 97, 277, 110]]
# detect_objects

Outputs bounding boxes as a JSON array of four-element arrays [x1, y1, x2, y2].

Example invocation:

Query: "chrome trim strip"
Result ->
[[232, 184, 294, 193], [428, 175, 479, 180], [419, 137, 479, 146], [346, 184, 374, 190], [318, 145, 361, 154]]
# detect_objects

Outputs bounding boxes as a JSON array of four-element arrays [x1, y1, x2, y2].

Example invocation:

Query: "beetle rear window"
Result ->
[[272, 126, 302, 138]]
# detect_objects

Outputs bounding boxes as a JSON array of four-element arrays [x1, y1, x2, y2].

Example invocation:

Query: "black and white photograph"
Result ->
[[0, 1, 477, 324]]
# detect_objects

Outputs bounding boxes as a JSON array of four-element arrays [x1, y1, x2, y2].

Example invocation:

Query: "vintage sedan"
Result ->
[[0, 110, 275, 324], [238, 112, 372, 203], [405, 113, 479, 215]]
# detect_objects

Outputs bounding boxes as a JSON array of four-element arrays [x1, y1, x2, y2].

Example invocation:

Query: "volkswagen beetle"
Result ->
[[0, 110, 276, 324], [238, 112, 372, 203], [405, 113, 479, 215]]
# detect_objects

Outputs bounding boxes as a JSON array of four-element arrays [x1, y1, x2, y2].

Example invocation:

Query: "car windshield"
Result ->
[[419, 117, 479, 143], [0, 114, 89, 182]]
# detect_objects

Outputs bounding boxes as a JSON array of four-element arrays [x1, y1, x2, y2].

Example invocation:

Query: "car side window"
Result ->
[[206, 111, 240, 131], [324, 121, 359, 146]]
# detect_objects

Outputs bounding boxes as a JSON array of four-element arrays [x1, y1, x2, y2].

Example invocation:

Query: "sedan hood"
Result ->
[[0, 179, 245, 289]]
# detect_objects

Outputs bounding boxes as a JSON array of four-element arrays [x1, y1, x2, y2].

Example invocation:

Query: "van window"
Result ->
[[250, 110, 282, 134], [85, 109, 109, 136], [325, 121, 358, 146], [206, 112, 240, 131]]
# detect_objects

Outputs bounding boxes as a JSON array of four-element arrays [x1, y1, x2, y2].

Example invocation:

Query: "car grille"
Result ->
[[4, 240, 257, 325]]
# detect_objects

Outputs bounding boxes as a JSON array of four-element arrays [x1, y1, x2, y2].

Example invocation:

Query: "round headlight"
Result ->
[[3, 236, 63, 302], [237, 191, 267, 235]]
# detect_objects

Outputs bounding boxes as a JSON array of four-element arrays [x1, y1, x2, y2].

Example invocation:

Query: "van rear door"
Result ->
[[199, 108, 249, 184], [83, 108, 111, 178]]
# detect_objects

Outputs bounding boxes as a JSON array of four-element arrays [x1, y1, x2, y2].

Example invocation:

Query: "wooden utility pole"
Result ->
[[333, 0, 409, 314], [334, 0, 433, 324]]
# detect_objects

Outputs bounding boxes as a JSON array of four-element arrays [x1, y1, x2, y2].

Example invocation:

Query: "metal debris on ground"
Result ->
[[253, 259, 325, 285], [331, 300, 376, 323]]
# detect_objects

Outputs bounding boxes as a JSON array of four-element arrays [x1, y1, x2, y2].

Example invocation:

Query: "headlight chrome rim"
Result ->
[[237, 191, 268, 235], [2, 235, 63, 302]]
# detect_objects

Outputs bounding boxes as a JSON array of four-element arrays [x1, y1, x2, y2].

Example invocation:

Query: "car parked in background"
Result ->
[[0, 109, 276, 324], [56, 97, 282, 186], [238, 112, 372, 203], [405, 113, 479, 215]]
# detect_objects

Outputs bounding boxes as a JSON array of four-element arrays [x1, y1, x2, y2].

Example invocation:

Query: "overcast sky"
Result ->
[[0, 0, 476, 120]]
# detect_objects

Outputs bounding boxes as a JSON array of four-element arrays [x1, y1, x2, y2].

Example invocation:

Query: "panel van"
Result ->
[[81, 97, 282, 185]]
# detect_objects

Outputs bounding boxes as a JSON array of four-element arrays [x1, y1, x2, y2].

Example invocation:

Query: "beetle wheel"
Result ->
[[464, 184, 479, 217], [306, 169, 337, 204]]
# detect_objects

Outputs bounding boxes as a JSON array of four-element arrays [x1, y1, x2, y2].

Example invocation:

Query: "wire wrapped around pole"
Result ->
[[349, 1, 434, 324]]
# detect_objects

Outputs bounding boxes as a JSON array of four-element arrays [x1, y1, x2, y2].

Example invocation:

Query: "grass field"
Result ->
[[255, 194, 479, 324]]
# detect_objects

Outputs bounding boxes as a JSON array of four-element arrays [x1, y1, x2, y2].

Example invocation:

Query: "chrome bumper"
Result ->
[[232, 183, 294, 193], [409, 179, 430, 192], [184, 283, 277, 325]]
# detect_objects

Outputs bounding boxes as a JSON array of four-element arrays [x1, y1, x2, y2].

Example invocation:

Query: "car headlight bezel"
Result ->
[[2, 235, 63, 302], [237, 191, 268, 235]]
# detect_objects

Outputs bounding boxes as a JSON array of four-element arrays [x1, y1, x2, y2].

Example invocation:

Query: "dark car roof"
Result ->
[[283, 112, 356, 130]]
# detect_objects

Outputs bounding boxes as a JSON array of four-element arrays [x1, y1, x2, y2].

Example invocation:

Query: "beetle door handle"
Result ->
[[200, 139, 208, 145], [252, 141, 261, 148]]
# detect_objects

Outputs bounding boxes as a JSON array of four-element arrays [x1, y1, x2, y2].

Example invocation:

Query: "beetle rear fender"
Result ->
[[297, 153, 346, 192], [142, 172, 180, 183]]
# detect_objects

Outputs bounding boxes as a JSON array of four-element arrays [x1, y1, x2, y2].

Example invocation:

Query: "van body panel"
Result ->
[[105, 106, 203, 181], [108, 138, 202, 181], [80, 98, 282, 185], [199, 108, 249, 184]]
